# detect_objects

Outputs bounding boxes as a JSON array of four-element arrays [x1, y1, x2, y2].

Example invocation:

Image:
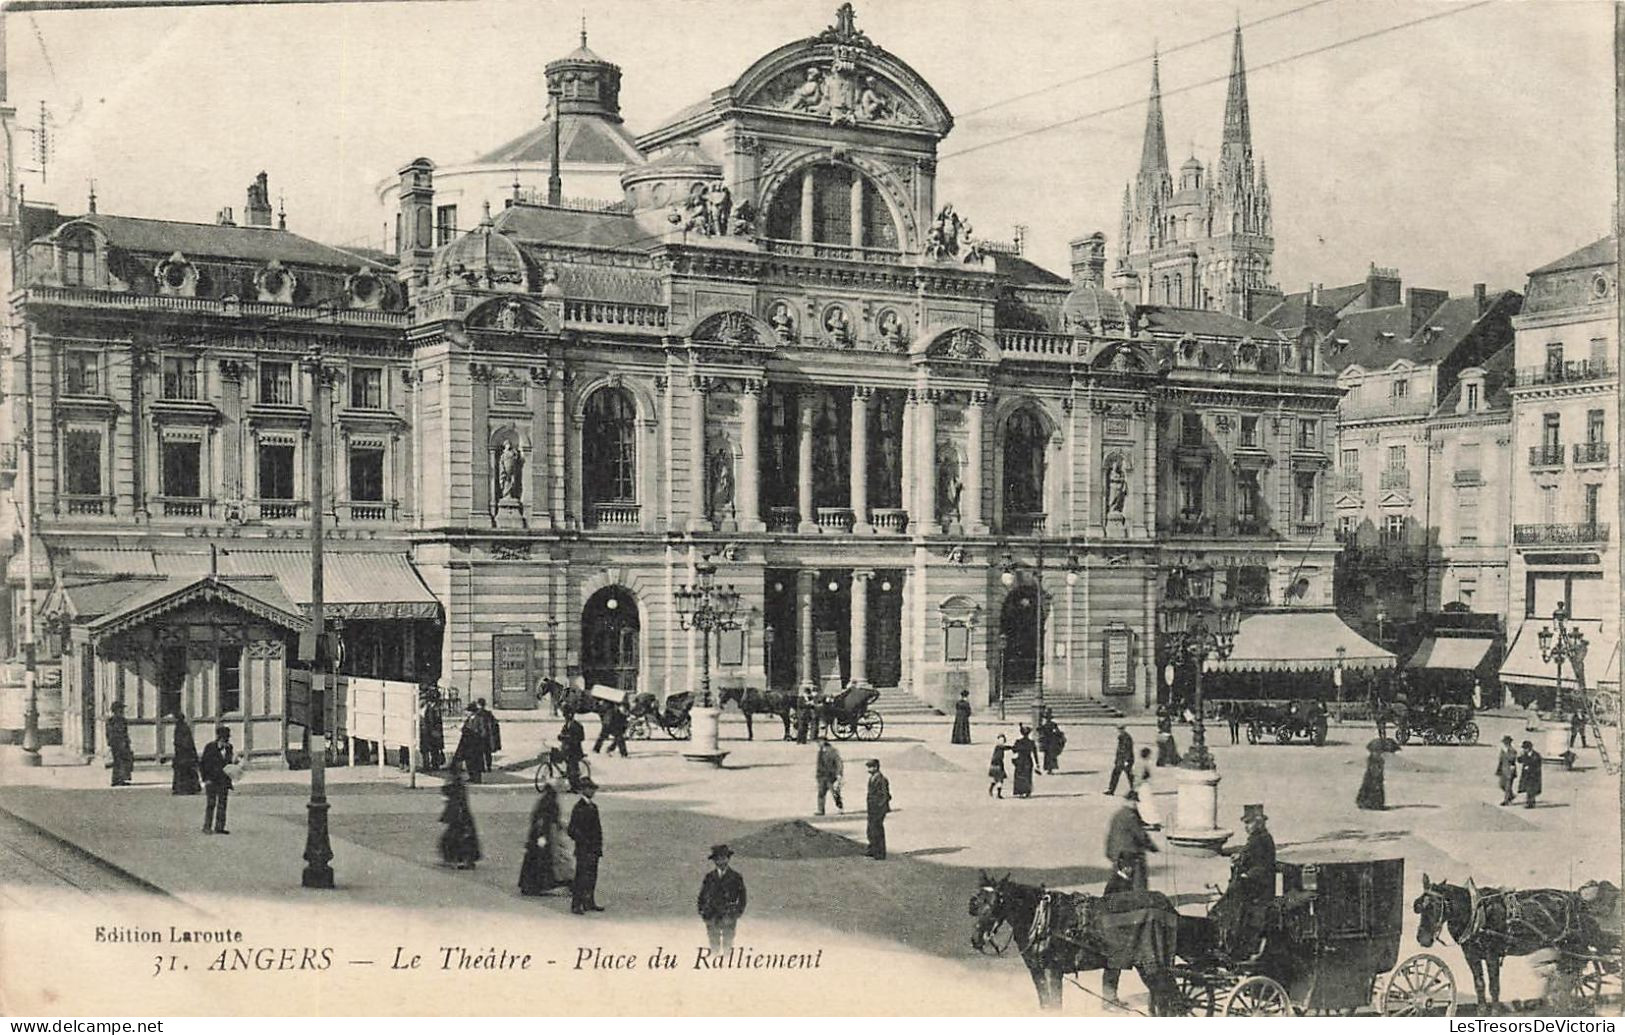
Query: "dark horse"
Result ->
[[717, 685, 794, 741], [536, 677, 609, 719], [1414, 874, 1594, 1014], [969, 872, 1183, 1014]]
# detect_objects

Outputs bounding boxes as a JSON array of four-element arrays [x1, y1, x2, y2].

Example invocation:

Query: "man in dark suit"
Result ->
[[567, 779, 604, 913], [1104, 790, 1157, 894], [594, 704, 629, 757], [452, 702, 487, 783], [560, 711, 587, 791], [696, 844, 747, 952], [865, 759, 891, 860], [476, 699, 501, 772], [1105, 725, 1134, 795], [106, 701, 134, 787], [199, 725, 235, 835], [1225, 803, 1277, 961], [1495, 735, 1518, 805]]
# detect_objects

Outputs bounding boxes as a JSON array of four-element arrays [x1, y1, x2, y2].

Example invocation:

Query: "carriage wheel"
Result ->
[[831, 719, 857, 741], [1457, 721, 1480, 746], [856, 710, 884, 742], [1380, 953, 1457, 1016], [665, 716, 693, 741], [1592, 693, 1619, 727], [1395, 727, 1412, 746], [1223, 975, 1295, 1016], [1276, 725, 1294, 745], [975, 920, 1013, 956], [1171, 970, 1217, 1016], [628, 715, 652, 740], [1246, 723, 1261, 745]]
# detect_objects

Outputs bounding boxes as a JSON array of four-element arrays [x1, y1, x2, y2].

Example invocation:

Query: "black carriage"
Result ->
[[821, 685, 883, 742], [1394, 702, 1478, 746], [1241, 699, 1328, 746], [628, 691, 694, 740], [1171, 857, 1458, 1015]]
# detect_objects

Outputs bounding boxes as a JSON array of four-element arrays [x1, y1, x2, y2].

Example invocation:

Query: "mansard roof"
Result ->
[[1528, 234, 1615, 276], [1329, 290, 1519, 371], [477, 112, 645, 167], [988, 252, 1068, 287], [1434, 340, 1514, 417], [493, 201, 652, 252], [59, 212, 381, 270], [1135, 305, 1282, 341]]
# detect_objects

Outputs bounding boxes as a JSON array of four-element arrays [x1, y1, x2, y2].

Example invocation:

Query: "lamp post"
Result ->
[[996, 632, 1008, 721], [1333, 645, 1347, 723], [764, 625, 776, 693], [1538, 602, 1589, 717], [299, 343, 337, 889], [674, 557, 740, 762], [1000, 549, 1043, 729], [1160, 567, 1240, 851]]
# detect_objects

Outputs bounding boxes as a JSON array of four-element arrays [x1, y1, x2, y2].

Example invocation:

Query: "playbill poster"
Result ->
[[1, 0, 1621, 1019]]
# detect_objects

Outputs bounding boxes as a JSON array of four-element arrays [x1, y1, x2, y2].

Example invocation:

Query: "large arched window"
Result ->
[[1002, 407, 1048, 517], [582, 387, 637, 507], [60, 229, 99, 288], [764, 164, 899, 249]]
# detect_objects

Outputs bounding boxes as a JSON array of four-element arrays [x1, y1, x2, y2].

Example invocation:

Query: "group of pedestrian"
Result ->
[[451, 700, 502, 783], [978, 709, 1067, 800], [1496, 735, 1544, 808]]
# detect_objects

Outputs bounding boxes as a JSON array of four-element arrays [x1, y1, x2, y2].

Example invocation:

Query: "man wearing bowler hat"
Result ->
[[865, 759, 891, 860], [567, 778, 605, 914], [696, 844, 747, 953], [1495, 735, 1518, 805]]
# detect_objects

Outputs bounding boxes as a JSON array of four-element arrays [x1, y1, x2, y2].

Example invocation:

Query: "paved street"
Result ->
[[1, 711, 1618, 1015]]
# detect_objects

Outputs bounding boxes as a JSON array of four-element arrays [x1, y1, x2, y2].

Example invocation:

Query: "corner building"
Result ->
[[399, 7, 1342, 717]]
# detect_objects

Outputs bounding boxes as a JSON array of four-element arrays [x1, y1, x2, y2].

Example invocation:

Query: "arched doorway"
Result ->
[[1000, 587, 1040, 688], [581, 587, 639, 691]]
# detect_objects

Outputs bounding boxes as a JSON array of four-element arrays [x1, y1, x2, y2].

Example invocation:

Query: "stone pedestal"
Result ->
[[1167, 766, 1231, 852], [494, 499, 526, 529], [682, 706, 727, 766]]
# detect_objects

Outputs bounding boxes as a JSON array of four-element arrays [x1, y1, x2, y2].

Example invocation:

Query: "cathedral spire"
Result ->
[[1222, 24, 1252, 155], [1137, 50, 1170, 186]]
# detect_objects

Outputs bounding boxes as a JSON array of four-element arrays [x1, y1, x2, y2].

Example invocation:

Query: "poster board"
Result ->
[[1103, 625, 1134, 696], [345, 676, 418, 752], [815, 629, 842, 694]]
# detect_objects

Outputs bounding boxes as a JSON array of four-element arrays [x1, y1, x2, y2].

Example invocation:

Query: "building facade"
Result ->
[[1116, 29, 1279, 319], [11, 5, 1353, 762], [1499, 235, 1619, 705]]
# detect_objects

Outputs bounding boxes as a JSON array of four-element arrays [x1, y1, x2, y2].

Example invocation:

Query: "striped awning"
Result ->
[[1501, 619, 1618, 690], [1406, 637, 1495, 672], [1212, 610, 1396, 673]]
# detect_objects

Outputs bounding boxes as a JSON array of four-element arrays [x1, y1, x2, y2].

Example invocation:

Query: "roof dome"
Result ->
[[1062, 281, 1129, 334], [1181, 154, 1203, 172], [432, 204, 530, 292], [545, 28, 624, 121]]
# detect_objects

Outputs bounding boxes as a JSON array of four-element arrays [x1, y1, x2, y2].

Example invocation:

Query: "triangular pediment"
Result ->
[[1378, 490, 1413, 508]]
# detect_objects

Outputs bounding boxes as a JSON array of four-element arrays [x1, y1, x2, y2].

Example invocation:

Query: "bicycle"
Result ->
[[534, 747, 591, 793]]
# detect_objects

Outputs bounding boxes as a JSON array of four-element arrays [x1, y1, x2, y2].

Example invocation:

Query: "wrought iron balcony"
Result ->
[[1453, 469, 1482, 486], [767, 506, 801, 533], [870, 508, 909, 533], [1171, 512, 1211, 535], [816, 507, 855, 533], [1333, 473, 1363, 494], [1514, 522, 1610, 546], [1005, 511, 1047, 536], [1379, 468, 1410, 490], [1233, 518, 1266, 536], [585, 501, 640, 529], [1528, 445, 1565, 468], [1574, 441, 1610, 465], [1515, 359, 1614, 387]]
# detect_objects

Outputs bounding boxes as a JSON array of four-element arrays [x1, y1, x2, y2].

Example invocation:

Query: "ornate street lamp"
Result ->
[[1160, 567, 1241, 851], [1538, 602, 1589, 716], [674, 557, 740, 762]]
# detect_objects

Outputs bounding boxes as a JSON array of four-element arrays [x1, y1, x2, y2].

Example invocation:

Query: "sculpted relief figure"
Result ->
[[769, 301, 796, 343], [937, 448, 963, 526], [1105, 456, 1129, 515], [497, 439, 525, 502], [709, 445, 735, 519], [789, 68, 825, 113], [824, 307, 852, 347]]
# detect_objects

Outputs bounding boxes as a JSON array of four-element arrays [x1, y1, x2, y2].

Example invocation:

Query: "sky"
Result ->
[[7, 0, 1614, 296]]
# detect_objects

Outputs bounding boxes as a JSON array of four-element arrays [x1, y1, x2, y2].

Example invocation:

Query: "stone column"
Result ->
[[688, 375, 711, 531], [799, 168, 815, 245], [739, 378, 764, 532], [850, 570, 872, 687], [901, 390, 916, 525], [849, 174, 864, 249], [798, 389, 817, 532], [850, 386, 871, 533], [915, 389, 939, 534], [797, 568, 816, 691], [965, 390, 988, 533]]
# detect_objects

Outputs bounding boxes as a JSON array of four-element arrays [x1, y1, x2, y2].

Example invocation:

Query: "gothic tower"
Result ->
[[1116, 25, 1278, 318]]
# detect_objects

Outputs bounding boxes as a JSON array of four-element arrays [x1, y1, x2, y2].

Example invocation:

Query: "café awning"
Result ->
[[1500, 619, 1617, 690], [1211, 610, 1396, 673], [1405, 637, 1495, 672]]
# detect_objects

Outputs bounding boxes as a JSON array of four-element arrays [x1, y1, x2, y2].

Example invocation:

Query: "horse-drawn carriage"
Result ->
[[1394, 702, 1479, 746], [821, 685, 884, 742], [627, 690, 693, 740], [1239, 700, 1328, 746], [972, 857, 1462, 1015]]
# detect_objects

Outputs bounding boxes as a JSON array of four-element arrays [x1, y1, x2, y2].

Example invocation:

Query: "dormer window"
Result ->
[[1465, 383, 1480, 410], [1391, 378, 1410, 399], [60, 229, 99, 287]]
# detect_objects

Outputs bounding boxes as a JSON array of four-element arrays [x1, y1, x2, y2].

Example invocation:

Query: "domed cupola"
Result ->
[[546, 26, 624, 123], [620, 141, 723, 214], [431, 203, 530, 292]]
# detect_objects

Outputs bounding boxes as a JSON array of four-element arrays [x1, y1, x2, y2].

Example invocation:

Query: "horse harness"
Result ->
[[1428, 885, 1582, 950]]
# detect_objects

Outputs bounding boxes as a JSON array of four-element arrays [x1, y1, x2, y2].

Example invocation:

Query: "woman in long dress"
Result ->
[[1356, 738, 1391, 810], [1132, 746, 1161, 828], [171, 713, 201, 795], [438, 766, 482, 869], [1010, 726, 1038, 798], [519, 783, 563, 895], [950, 690, 973, 745], [987, 734, 1010, 798]]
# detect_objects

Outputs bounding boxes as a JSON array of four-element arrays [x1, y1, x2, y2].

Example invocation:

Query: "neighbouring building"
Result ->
[[11, 5, 1380, 764], [1498, 235, 1619, 707], [1115, 28, 1280, 320]]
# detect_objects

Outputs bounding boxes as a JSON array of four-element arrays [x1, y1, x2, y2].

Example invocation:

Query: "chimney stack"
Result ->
[[1473, 282, 1487, 315], [1069, 232, 1108, 288], [396, 157, 437, 284], [245, 171, 273, 227], [1365, 263, 1402, 309], [1405, 287, 1449, 335], [217, 206, 236, 226]]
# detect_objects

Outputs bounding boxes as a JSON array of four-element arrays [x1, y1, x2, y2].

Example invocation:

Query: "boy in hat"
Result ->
[[1495, 735, 1518, 805], [199, 724, 235, 834], [865, 759, 891, 860], [696, 844, 747, 953], [567, 778, 604, 913], [106, 701, 134, 787]]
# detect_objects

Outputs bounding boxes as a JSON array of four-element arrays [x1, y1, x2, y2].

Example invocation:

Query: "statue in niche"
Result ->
[[937, 448, 963, 526], [1105, 455, 1128, 515], [496, 439, 525, 501], [709, 445, 735, 519], [769, 301, 796, 342], [824, 307, 852, 348], [877, 309, 907, 350]]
